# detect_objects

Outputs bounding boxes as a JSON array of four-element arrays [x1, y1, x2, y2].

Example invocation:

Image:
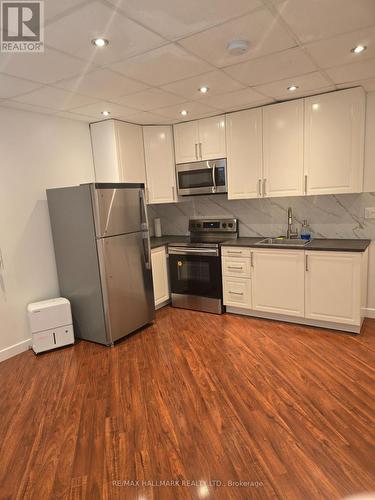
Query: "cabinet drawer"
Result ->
[[223, 277, 252, 308], [222, 257, 251, 278], [222, 247, 251, 258]]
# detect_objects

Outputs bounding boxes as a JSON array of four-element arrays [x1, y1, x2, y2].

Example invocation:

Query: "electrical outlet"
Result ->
[[365, 207, 375, 219]]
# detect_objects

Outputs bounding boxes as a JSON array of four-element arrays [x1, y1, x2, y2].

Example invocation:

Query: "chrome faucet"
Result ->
[[287, 207, 298, 239]]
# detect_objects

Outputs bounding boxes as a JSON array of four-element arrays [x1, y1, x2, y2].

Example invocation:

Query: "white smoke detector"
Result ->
[[227, 40, 250, 55]]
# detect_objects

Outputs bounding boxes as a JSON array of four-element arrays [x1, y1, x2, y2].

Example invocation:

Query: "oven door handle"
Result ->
[[168, 247, 219, 256]]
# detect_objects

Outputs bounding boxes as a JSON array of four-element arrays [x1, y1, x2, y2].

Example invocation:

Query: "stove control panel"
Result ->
[[189, 218, 238, 233]]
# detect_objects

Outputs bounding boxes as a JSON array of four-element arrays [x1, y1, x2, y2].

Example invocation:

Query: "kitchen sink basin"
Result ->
[[255, 238, 311, 247]]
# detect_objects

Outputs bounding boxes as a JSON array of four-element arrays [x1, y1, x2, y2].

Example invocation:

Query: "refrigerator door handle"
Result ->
[[140, 189, 152, 270], [139, 188, 149, 231]]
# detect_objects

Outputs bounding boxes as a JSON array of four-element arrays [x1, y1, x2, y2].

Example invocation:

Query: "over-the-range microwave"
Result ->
[[176, 159, 227, 196]]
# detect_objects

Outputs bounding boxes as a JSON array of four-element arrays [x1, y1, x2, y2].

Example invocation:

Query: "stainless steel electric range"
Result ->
[[168, 218, 238, 314]]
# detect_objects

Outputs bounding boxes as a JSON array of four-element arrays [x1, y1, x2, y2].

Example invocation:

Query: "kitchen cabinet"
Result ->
[[251, 249, 305, 317], [90, 120, 146, 184], [143, 126, 177, 204], [305, 251, 364, 326], [226, 108, 263, 199], [263, 100, 304, 197], [304, 87, 365, 195], [173, 115, 226, 163], [151, 246, 170, 309], [223, 276, 252, 309]]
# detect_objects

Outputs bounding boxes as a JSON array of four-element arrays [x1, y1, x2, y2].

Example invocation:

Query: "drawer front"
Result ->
[[223, 277, 252, 308], [222, 257, 251, 278], [222, 246, 251, 258]]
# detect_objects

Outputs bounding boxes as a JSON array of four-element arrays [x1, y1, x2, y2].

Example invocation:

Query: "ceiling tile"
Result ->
[[274, 0, 375, 43], [225, 47, 317, 86], [71, 101, 138, 120], [254, 71, 334, 99], [114, 88, 185, 110], [123, 111, 171, 124], [106, 0, 262, 41], [326, 58, 375, 84], [154, 101, 219, 121], [55, 111, 93, 122], [0, 48, 89, 84], [160, 70, 245, 100], [0, 74, 41, 98], [13, 86, 98, 110], [337, 80, 375, 92], [45, 1, 167, 65], [110, 44, 213, 86], [179, 9, 297, 68], [201, 88, 272, 111], [1, 101, 57, 115], [44, 0, 89, 22], [54, 68, 148, 100], [304, 26, 375, 69]]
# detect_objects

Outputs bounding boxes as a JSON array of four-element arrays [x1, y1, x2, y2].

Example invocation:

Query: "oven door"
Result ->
[[168, 248, 222, 299], [176, 159, 227, 196]]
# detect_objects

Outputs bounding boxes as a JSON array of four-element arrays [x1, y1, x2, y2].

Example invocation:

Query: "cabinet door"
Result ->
[[263, 100, 304, 198], [304, 87, 365, 195], [252, 249, 305, 317], [116, 121, 146, 184], [198, 115, 226, 160], [151, 246, 170, 307], [90, 121, 121, 182], [226, 109, 263, 199], [143, 126, 177, 204], [173, 121, 199, 163], [305, 251, 361, 325], [223, 276, 252, 308]]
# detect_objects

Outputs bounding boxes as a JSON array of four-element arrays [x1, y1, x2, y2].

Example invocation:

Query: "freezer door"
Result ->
[[97, 230, 155, 342], [91, 185, 147, 237]]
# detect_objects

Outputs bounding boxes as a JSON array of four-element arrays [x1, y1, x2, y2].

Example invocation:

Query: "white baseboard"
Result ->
[[364, 307, 375, 319], [0, 338, 32, 363]]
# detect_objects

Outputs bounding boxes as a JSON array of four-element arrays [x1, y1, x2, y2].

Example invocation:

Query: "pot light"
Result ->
[[180, 109, 188, 116], [199, 86, 209, 94], [287, 85, 299, 92], [351, 44, 366, 54], [92, 38, 109, 48], [227, 39, 250, 55], [101, 110, 110, 116]]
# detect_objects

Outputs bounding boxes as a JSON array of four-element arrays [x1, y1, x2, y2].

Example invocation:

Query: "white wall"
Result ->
[[364, 91, 375, 192], [0, 107, 94, 360]]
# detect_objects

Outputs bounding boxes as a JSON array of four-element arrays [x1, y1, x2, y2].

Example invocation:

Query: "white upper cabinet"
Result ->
[[226, 108, 263, 199], [143, 126, 177, 204], [263, 100, 304, 198], [173, 121, 199, 163], [90, 120, 146, 184], [173, 115, 226, 163], [304, 87, 365, 195], [198, 115, 226, 161]]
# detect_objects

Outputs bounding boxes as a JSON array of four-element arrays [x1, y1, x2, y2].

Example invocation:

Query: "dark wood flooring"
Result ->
[[0, 307, 375, 499]]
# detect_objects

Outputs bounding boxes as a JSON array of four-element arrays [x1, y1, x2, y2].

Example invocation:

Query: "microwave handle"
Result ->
[[212, 162, 217, 193]]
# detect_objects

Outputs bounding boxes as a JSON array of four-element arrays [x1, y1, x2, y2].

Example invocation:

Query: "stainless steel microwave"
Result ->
[[176, 159, 227, 196]]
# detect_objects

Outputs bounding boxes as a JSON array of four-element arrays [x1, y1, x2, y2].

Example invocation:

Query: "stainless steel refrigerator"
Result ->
[[46, 183, 155, 346]]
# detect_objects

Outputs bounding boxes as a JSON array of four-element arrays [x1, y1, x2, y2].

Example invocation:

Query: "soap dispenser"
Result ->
[[301, 220, 312, 240]]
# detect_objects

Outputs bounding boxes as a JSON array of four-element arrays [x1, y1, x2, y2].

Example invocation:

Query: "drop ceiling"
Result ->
[[0, 0, 374, 124]]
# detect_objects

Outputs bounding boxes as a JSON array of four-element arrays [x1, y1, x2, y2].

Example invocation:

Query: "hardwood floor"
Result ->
[[1, 307, 375, 499]]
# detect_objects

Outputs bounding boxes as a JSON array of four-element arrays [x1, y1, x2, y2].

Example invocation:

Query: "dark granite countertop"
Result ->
[[150, 235, 190, 249], [221, 237, 371, 252]]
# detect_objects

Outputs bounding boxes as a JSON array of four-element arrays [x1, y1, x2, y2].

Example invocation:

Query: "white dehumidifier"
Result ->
[[27, 298, 75, 354]]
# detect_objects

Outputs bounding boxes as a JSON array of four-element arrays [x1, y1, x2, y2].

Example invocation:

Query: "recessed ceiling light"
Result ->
[[227, 40, 249, 55], [198, 86, 209, 94], [92, 38, 109, 48], [287, 85, 299, 92], [180, 109, 188, 116], [101, 110, 110, 116], [351, 44, 367, 54]]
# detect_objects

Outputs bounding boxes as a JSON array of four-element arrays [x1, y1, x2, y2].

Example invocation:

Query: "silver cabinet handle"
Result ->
[[258, 179, 262, 197], [229, 291, 244, 295], [227, 250, 242, 254], [194, 143, 198, 160], [199, 142, 202, 159], [250, 252, 254, 268], [304, 174, 308, 195], [227, 266, 243, 270], [263, 178, 267, 197], [305, 254, 309, 272]]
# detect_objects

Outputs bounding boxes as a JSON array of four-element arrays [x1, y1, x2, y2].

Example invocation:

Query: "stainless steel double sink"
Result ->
[[255, 238, 311, 247]]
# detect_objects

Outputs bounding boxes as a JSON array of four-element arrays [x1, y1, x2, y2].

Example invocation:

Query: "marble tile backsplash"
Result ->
[[148, 192, 375, 240]]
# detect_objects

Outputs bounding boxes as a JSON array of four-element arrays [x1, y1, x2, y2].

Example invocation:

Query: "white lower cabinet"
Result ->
[[151, 246, 170, 308], [251, 249, 305, 317], [222, 246, 368, 333], [305, 251, 362, 325]]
